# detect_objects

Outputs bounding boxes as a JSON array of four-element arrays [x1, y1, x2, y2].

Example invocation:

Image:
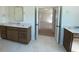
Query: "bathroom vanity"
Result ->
[[0, 23, 31, 44], [63, 26, 79, 52]]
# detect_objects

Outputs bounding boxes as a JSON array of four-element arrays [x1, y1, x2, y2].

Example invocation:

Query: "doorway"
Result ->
[[35, 6, 61, 44], [38, 7, 54, 37]]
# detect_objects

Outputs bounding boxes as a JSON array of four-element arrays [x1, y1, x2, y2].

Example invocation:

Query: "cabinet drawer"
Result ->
[[18, 28, 27, 32], [7, 27, 18, 30], [0, 26, 6, 32]]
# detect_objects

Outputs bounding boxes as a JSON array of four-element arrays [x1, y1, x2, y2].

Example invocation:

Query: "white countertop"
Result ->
[[0, 23, 31, 28], [65, 26, 79, 33]]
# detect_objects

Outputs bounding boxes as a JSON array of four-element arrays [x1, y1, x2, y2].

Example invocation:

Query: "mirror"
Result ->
[[8, 6, 23, 23]]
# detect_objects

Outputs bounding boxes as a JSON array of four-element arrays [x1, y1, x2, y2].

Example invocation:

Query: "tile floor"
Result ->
[[0, 35, 65, 52], [72, 38, 79, 52]]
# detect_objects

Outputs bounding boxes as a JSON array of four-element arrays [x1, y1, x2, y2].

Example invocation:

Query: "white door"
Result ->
[[55, 7, 61, 44]]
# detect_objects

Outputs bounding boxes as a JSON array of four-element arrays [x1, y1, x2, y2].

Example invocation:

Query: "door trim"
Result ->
[[58, 6, 62, 44], [35, 6, 37, 40]]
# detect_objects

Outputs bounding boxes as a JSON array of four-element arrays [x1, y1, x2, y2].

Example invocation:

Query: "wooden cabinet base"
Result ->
[[63, 28, 73, 52], [0, 26, 31, 44]]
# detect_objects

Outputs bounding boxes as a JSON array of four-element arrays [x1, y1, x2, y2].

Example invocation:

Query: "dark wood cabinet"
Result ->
[[63, 28, 73, 52], [0, 26, 31, 44]]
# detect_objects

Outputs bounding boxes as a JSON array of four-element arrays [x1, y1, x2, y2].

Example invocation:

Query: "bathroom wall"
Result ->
[[62, 6, 79, 27], [23, 6, 35, 40]]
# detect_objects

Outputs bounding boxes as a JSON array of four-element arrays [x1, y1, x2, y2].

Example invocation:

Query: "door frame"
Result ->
[[35, 6, 38, 40], [35, 6, 62, 43], [35, 6, 54, 40], [58, 6, 62, 44], [35, 7, 37, 40], [54, 6, 62, 44]]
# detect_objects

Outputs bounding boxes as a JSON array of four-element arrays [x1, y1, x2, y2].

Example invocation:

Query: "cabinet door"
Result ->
[[0, 26, 2, 36], [1, 27, 7, 39], [0, 26, 7, 39], [18, 28, 28, 43], [18, 27, 31, 44], [18, 31, 27, 43], [7, 27, 18, 41]]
